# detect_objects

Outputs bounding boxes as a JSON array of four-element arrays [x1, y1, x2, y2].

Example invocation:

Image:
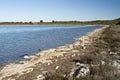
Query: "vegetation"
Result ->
[[40, 20, 43, 23], [113, 18, 120, 25], [102, 25, 120, 53], [42, 23, 120, 80], [0, 18, 119, 25]]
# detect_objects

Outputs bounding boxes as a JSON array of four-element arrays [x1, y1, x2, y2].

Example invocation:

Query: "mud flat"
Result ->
[[0, 26, 107, 80]]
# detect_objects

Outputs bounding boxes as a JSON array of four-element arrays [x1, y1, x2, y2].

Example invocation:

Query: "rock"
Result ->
[[55, 66, 59, 70], [71, 54, 76, 57], [8, 78, 15, 80], [55, 59, 58, 62], [76, 62, 81, 66], [77, 66, 89, 77], [23, 68, 33, 74], [83, 46, 86, 49], [101, 60, 105, 65], [39, 53, 45, 56], [36, 74, 45, 80], [24, 55, 29, 59], [47, 60, 53, 65], [42, 71, 48, 74], [73, 42, 80, 46], [112, 60, 120, 68], [109, 52, 117, 55], [48, 49, 56, 52], [79, 63, 86, 67], [69, 45, 74, 49], [70, 63, 90, 79], [48, 56, 53, 60], [47, 63, 50, 65], [80, 36, 85, 41]]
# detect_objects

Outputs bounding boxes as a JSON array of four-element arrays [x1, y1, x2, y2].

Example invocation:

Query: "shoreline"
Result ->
[[0, 26, 107, 79], [0, 24, 109, 27]]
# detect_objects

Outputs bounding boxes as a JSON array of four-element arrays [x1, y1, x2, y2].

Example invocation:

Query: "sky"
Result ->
[[0, 0, 120, 22]]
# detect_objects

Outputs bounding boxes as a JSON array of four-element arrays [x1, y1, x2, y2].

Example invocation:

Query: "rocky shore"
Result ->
[[0, 26, 108, 80]]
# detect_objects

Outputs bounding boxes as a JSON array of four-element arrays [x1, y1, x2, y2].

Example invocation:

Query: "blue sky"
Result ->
[[0, 0, 120, 22]]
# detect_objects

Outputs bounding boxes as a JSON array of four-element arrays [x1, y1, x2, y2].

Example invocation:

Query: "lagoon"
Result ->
[[0, 25, 102, 66]]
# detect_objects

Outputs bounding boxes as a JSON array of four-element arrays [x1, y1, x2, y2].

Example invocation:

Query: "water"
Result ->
[[0, 25, 102, 66]]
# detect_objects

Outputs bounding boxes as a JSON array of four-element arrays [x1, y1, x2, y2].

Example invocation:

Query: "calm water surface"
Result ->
[[0, 25, 102, 66]]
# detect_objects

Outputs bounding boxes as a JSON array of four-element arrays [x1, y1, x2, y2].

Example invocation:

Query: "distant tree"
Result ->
[[52, 20, 55, 23], [29, 21, 33, 24], [40, 20, 43, 23], [24, 22, 28, 24]]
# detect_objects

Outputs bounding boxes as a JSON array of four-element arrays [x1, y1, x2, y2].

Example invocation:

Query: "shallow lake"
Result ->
[[0, 25, 102, 66]]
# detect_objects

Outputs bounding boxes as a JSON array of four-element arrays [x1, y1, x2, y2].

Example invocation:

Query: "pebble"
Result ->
[[24, 55, 29, 59], [36, 74, 45, 80], [55, 66, 59, 70]]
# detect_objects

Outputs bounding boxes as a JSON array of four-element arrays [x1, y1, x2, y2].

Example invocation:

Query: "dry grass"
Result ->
[[44, 25, 120, 80]]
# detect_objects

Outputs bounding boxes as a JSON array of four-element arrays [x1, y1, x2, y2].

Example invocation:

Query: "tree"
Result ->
[[29, 21, 33, 24], [52, 20, 55, 23], [40, 20, 43, 23]]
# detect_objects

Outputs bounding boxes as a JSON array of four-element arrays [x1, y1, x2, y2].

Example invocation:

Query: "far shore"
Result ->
[[0, 24, 109, 28], [0, 19, 111, 26]]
